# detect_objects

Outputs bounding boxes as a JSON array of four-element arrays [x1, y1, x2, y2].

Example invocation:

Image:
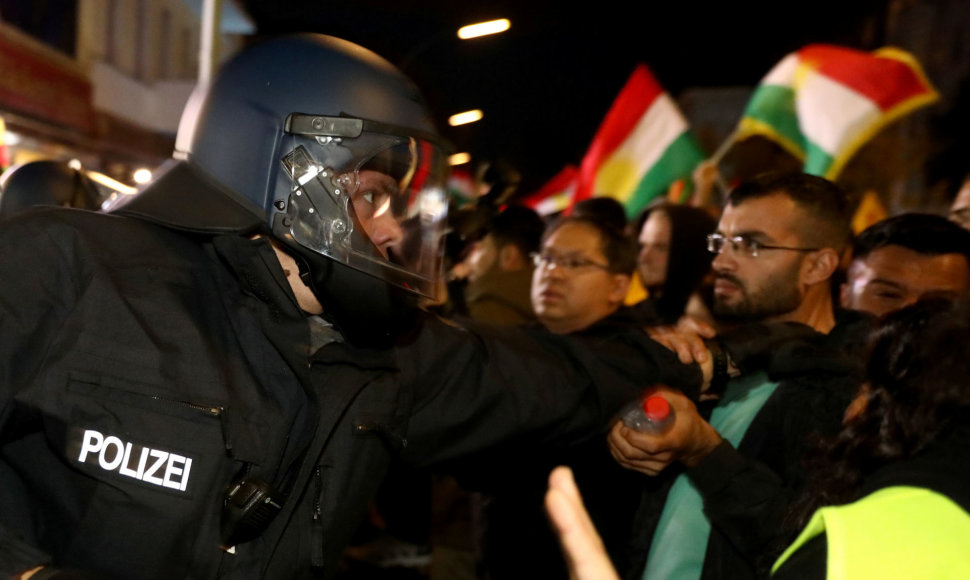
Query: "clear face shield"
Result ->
[[275, 114, 451, 299]]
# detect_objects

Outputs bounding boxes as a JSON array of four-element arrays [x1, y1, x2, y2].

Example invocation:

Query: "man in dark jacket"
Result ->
[[609, 172, 861, 579], [0, 35, 702, 580], [484, 215, 646, 579], [461, 205, 545, 325]]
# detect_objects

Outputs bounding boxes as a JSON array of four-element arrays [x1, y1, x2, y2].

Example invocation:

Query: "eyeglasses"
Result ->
[[706, 233, 820, 258], [531, 252, 610, 272]]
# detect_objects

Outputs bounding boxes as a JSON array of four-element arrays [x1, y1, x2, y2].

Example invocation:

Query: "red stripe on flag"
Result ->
[[574, 64, 664, 202], [521, 165, 578, 208], [798, 44, 934, 112]]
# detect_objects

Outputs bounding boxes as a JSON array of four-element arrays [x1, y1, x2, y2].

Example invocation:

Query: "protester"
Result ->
[[772, 298, 970, 578], [571, 196, 629, 234], [841, 213, 970, 317], [461, 204, 545, 324], [609, 172, 860, 579], [484, 215, 647, 580], [530, 216, 636, 334], [633, 203, 718, 325], [549, 299, 970, 580], [0, 35, 704, 580]]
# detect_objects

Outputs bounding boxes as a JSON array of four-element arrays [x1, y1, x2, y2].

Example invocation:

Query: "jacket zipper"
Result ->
[[311, 466, 325, 568], [147, 394, 232, 454]]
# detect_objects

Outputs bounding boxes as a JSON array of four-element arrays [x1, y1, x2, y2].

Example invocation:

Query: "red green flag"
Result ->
[[738, 44, 938, 179], [522, 165, 577, 216], [574, 64, 705, 219]]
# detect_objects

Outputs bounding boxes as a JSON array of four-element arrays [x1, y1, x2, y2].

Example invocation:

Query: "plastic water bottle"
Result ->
[[621, 393, 675, 433]]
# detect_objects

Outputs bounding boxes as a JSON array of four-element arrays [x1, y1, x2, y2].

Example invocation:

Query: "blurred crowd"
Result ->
[[308, 163, 969, 579]]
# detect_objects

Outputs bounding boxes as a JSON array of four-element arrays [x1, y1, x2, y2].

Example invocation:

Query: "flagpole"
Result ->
[[710, 129, 737, 165], [709, 129, 738, 195]]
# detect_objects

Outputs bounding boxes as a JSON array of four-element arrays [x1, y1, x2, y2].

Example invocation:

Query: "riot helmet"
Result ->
[[109, 35, 452, 346], [0, 160, 104, 217]]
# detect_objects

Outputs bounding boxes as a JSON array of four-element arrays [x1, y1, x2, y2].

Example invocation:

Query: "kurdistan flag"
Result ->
[[522, 165, 577, 216], [738, 44, 938, 179], [574, 64, 705, 219]]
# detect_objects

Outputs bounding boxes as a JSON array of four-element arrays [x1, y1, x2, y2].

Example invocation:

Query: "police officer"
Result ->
[[0, 35, 701, 579], [0, 159, 104, 217]]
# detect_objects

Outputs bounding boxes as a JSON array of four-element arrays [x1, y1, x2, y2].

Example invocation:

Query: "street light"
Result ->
[[449, 109, 484, 126], [457, 19, 511, 40], [449, 152, 472, 166]]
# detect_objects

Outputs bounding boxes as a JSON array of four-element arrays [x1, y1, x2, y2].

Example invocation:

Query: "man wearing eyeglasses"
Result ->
[[485, 215, 654, 579], [530, 216, 637, 335], [609, 172, 859, 580], [706, 175, 847, 332]]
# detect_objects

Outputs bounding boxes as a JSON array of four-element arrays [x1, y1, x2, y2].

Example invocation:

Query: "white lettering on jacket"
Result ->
[[77, 429, 193, 492]]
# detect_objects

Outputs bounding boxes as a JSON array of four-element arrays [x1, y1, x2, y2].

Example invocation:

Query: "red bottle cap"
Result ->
[[642, 395, 671, 421]]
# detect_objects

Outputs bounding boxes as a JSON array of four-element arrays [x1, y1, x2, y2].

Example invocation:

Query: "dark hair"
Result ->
[[727, 172, 851, 252], [784, 298, 970, 534], [488, 205, 546, 259], [572, 197, 629, 233], [637, 203, 718, 323], [543, 216, 637, 276], [853, 212, 970, 262]]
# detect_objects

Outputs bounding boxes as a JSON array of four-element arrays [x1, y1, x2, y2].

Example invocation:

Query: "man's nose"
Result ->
[[711, 248, 735, 272], [539, 260, 565, 280], [370, 215, 404, 257]]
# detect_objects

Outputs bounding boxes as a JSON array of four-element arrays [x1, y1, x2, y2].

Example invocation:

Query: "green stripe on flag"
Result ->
[[803, 141, 836, 178], [741, 85, 806, 157], [624, 132, 705, 218]]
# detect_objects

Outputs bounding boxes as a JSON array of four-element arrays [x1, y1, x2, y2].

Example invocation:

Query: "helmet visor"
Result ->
[[278, 115, 451, 299]]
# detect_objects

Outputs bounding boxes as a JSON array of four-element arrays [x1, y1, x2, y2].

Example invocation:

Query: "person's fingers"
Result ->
[[548, 464, 583, 503], [607, 423, 647, 458], [546, 467, 621, 580], [693, 319, 718, 339], [607, 423, 675, 475], [648, 325, 707, 364]]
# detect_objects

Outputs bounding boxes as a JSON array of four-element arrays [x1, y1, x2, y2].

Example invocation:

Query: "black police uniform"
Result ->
[[0, 207, 698, 579]]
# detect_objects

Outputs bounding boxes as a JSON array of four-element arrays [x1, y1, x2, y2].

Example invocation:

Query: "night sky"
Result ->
[[241, 0, 882, 193]]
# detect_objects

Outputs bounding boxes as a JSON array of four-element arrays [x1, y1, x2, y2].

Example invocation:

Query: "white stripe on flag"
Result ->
[[535, 194, 572, 216], [798, 72, 880, 156], [762, 53, 799, 87]]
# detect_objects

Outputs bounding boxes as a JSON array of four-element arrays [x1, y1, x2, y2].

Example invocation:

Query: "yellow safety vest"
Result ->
[[772, 486, 970, 579]]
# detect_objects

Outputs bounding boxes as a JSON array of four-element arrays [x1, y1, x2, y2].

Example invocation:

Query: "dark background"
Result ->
[[239, 0, 885, 194]]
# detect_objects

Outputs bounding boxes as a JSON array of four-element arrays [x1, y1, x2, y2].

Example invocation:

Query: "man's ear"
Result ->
[[801, 248, 840, 286], [609, 274, 632, 304], [498, 244, 528, 271]]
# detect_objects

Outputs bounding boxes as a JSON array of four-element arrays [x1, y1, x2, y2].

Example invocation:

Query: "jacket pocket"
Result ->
[[43, 372, 238, 579]]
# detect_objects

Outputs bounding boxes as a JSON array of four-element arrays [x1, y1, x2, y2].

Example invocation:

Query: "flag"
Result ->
[[522, 165, 578, 216], [738, 44, 938, 179], [574, 65, 705, 219], [447, 168, 477, 207]]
